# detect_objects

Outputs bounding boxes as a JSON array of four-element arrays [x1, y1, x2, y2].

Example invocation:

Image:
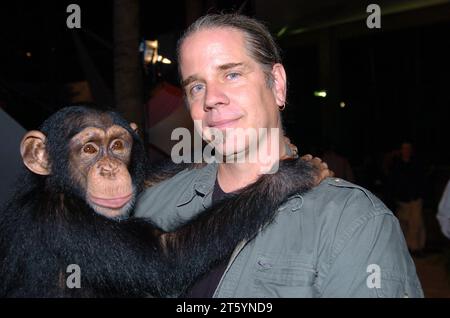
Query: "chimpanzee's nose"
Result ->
[[98, 160, 119, 178]]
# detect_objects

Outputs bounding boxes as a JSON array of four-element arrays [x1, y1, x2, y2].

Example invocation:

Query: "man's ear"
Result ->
[[130, 122, 138, 133], [20, 131, 50, 175], [271, 63, 287, 107]]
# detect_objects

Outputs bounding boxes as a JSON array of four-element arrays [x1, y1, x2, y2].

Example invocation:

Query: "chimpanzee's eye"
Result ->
[[83, 144, 97, 154], [111, 140, 124, 151]]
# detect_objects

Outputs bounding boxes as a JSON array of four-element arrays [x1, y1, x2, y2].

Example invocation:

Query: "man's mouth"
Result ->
[[89, 193, 133, 209], [207, 117, 241, 129]]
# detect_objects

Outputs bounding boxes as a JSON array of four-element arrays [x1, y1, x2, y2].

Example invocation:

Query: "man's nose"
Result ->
[[204, 82, 229, 111]]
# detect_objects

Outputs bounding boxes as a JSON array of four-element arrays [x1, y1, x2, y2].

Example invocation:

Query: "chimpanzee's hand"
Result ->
[[283, 136, 299, 159], [301, 154, 335, 185]]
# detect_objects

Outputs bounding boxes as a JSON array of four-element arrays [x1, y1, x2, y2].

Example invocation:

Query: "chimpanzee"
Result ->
[[0, 106, 318, 298]]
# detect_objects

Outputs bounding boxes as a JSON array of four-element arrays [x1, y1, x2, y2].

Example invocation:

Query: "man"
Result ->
[[136, 13, 423, 297], [437, 179, 450, 239], [389, 142, 426, 256]]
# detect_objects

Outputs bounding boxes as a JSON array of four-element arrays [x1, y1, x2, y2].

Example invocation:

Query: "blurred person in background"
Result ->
[[389, 142, 426, 256]]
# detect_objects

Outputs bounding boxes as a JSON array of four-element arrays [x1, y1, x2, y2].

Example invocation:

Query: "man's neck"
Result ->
[[217, 162, 261, 193], [216, 135, 287, 193]]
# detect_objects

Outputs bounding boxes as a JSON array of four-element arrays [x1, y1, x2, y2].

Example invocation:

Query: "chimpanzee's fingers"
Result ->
[[311, 157, 322, 166]]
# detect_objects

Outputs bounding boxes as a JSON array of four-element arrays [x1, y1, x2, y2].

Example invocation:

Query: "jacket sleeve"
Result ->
[[318, 212, 424, 298], [134, 168, 206, 231]]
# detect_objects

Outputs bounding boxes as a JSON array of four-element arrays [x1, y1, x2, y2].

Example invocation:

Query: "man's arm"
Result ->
[[318, 211, 423, 298]]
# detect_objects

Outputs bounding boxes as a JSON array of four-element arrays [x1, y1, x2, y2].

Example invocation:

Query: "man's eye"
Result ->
[[226, 72, 241, 80], [111, 140, 124, 151], [189, 83, 204, 96], [83, 144, 97, 154]]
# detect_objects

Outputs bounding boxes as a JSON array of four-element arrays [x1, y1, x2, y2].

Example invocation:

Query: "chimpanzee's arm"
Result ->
[[154, 158, 317, 296], [57, 159, 315, 297]]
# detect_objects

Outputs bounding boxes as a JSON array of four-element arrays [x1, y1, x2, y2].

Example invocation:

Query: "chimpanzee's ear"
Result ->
[[130, 122, 138, 133], [20, 131, 50, 175]]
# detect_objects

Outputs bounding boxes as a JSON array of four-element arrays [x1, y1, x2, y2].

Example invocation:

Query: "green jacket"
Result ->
[[135, 163, 423, 298]]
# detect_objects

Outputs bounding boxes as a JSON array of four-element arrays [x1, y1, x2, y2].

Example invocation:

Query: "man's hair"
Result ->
[[177, 13, 282, 87]]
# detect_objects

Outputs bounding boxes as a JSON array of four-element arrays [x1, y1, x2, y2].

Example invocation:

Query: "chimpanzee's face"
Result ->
[[20, 109, 140, 219], [68, 124, 135, 218]]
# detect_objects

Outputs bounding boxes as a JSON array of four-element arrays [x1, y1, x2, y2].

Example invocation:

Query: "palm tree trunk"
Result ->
[[113, 0, 144, 137]]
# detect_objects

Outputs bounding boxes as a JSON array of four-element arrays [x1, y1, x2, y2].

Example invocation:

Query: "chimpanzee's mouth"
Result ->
[[89, 193, 133, 209]]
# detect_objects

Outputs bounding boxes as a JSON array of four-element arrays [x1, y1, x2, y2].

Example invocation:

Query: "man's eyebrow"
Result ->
[[181, 75, 198, 88], [181, 63, 245, 88], [218, 62, 244, 71]]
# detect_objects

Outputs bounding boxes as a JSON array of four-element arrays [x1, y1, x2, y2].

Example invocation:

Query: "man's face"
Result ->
[[179, 27, 286, 158]]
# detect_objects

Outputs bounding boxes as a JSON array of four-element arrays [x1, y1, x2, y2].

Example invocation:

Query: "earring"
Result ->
[[279, 103, 286, 111]]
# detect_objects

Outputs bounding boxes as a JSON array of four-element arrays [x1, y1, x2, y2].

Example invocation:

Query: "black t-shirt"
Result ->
[[185, 178, 232, 298]]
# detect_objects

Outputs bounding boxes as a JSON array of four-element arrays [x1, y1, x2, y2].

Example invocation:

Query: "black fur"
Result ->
[[0, 106, 317, 297]]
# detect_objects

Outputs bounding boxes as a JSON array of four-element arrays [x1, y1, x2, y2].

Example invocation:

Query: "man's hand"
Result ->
[[301, 154, 335, 185]]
